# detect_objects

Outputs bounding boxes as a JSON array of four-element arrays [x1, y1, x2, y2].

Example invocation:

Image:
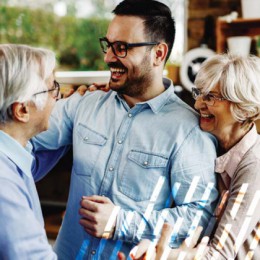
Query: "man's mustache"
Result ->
[[107, 62, 126, 70]]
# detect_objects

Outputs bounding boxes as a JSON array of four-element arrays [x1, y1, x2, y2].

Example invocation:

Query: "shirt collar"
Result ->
[[147, 78, 175, 113], [115, 77, 175, 113], [0, 130, 34, 178], [215, 125, 258, 178]]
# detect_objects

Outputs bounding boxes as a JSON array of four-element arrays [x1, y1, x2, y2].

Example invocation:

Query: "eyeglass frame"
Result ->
[[191, 87, 226, 106], [33, 80, 60, 99], [99, 37, 160, 58]]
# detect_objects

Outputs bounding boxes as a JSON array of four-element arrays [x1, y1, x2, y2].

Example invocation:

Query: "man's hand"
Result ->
[[63, 82, 109, 98], [117, 223, 209, 260], [62, 85, 88, 98], [79, 195, 119, 239], [128, 223, 173, 260], [117, 224, 172, 260], [77, 85, 88, 95], [62, 87, 77, 98], [172, 226, 209, 260], [88, 82, 110, 92]]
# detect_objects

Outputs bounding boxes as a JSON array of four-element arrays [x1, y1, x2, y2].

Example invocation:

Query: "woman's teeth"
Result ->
[[201, 113, 214, 118]]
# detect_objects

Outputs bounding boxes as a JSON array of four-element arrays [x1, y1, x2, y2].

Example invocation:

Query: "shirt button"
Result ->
[[143, 161, 148, 166], [128, 113, 132, 118], [84, 137, 89, 141], [91, 250, 96, 255], [109, 167, 114, 171], [118, 140, 122, 144]]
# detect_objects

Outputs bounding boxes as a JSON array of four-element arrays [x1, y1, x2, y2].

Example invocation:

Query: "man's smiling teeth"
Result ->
[[110, 68, 125, 73]]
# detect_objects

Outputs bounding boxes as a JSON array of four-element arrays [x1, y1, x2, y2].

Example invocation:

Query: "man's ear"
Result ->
[[11, 102, 30, 123], [153, 43, 168, 66]]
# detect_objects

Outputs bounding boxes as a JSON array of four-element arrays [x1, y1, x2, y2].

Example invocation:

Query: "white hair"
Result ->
[[195, 53, 260, 123], [0, 44, 56, 123]]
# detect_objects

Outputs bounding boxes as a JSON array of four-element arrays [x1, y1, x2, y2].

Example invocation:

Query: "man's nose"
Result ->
[[104, 47, 117, 63]]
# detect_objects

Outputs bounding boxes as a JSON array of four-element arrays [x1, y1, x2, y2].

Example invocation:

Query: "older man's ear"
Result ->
[[12, 102, 30, 123]]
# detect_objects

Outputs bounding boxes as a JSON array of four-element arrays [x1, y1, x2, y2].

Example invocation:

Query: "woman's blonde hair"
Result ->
[[195, 53, 260, 123]]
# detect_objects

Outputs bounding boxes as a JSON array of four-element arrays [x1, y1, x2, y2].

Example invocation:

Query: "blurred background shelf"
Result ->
[[216, 18, 260, 53]]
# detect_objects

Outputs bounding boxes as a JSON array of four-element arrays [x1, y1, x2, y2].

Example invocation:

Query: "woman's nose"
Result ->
[[194, 96, 205, 110]]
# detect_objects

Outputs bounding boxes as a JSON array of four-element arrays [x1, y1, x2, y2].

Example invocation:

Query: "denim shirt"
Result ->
[[32, 78, 218, 259], [0, 131, 56, 259]]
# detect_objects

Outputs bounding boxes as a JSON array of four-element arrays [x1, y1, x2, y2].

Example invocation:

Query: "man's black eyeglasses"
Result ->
[[99, 37, 159, 58], [34, 80, 60, 99]]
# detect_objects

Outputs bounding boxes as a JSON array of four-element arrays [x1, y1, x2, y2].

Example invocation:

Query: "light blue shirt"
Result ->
[[32, 78, 218, 259], [0, 130, 56, 259]]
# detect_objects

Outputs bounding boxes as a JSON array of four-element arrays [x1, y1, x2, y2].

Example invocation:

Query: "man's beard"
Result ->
[[109, 54, 153, 97]]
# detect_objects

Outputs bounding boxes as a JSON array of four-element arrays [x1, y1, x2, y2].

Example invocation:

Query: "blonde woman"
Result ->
[[120, 53, 260, 259]]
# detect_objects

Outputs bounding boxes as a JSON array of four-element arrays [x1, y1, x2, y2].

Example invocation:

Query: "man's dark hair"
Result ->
[[113, 0, 175, 63]]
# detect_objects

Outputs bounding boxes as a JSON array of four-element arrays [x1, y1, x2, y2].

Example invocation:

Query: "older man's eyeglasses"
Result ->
[[99, 37, 159, 58], [34, 80, 60, 99], [192, 87, 226, 106]]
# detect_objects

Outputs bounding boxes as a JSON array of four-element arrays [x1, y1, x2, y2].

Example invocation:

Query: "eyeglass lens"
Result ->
[[192, 88, 214, 106], [100, 39, 127, 58], [53, 80, 60, 98]]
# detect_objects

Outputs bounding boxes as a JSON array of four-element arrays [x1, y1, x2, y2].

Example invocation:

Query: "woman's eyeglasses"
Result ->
[[192, 87, 226, 106], [34, 80, 60, 99]]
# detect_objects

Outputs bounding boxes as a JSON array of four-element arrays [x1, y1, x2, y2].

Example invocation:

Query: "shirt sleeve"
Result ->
[[203, 151, 260, 259], [0, 177, 57, 259], [31, 92, 82, 180], [114, 126, 219, 246]]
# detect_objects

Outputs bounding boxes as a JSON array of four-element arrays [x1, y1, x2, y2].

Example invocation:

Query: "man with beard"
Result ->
[[32, 0, 218, 259]]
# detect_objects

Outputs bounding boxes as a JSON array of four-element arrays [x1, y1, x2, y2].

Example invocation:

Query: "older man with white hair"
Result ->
[[0, 44, 60, 259]]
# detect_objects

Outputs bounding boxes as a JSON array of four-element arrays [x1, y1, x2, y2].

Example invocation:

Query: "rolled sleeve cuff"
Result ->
[[113, 209, 137, 243]]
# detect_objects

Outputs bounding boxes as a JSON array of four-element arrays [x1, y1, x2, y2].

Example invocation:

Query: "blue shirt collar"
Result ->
[[115, 77, 175, 113], [146, 78, 174, 113], [0, 130, 33, 178]]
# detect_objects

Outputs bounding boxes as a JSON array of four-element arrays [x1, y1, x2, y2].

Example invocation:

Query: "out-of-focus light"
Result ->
[[54, 1, 67, 17], [76, 0, 95, 18]]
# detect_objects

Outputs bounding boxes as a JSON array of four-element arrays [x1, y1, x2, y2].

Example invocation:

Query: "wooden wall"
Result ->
[[188, 0, 241, 50]]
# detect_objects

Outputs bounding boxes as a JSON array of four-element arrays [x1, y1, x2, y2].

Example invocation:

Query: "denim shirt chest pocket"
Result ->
[[119, 150, 168, 201], [74, 123, 107, 176]]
